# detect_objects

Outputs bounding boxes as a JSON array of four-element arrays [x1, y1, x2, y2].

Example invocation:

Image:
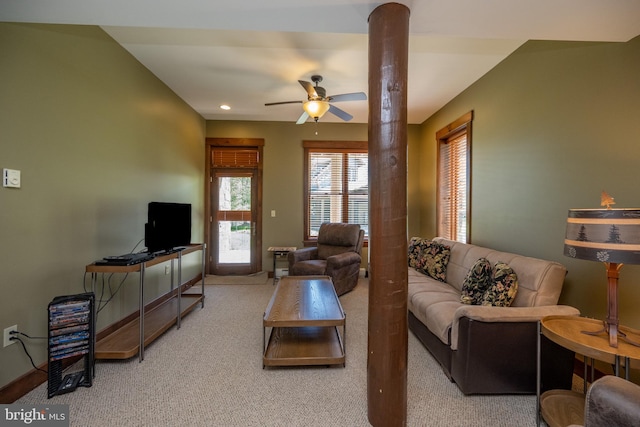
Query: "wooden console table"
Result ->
[[86, 244, 206, 362], [537, 315, 640, 427]]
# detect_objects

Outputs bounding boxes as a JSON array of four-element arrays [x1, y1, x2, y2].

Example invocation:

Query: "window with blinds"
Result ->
[[304, 142, 368, 241], [437, 112, 472, 243]]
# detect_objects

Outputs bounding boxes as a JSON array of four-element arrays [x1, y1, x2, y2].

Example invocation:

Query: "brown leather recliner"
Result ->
[[569, 375, 640, 427], [287, 223, 364, 296]]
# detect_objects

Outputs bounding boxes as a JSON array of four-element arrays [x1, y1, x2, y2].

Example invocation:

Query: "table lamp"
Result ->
[[564, 194, 640, 348]]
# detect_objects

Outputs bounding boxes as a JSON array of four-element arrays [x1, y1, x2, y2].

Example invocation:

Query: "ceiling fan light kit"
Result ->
[[265, 74, 367, 124], [303, 100, 330, 120]]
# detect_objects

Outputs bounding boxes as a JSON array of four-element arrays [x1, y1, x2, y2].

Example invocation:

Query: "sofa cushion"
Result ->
[[408, 268, 459, 313], [481, 262, 519, 307], [460, 257, 492, 305], [410, 290, 462, 345], [408, 270, 458, 296], [408, 237, 451, 282]]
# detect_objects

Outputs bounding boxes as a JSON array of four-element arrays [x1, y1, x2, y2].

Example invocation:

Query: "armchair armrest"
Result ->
[[450, 305, 580, 351], [288, 247, 318, 266], [581, 376, 640, 427], [326, 252, 362, 270]]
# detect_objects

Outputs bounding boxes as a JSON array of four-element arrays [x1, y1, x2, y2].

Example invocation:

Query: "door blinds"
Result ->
[[212, 148, 259, 168]]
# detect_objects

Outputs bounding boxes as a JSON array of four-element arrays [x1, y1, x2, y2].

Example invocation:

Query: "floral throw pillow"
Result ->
[[481, 262, 519, 307], [408, 237, 428, 269], [460, 258, 492, 305], [407, 238, 451, 282], [420, 241, 451, 282]]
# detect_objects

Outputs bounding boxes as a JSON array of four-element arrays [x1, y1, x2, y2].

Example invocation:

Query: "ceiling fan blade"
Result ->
[[265, 100, 303, 106], [328, 104, 353, 122], [298, 80, 318, 98], [296, 111, 309, 125], [328, 92, 367, 103]]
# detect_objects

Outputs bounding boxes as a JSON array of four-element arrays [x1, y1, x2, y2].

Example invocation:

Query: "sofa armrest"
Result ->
[[287, 247, 318, 266], [326, 251, 361, 270], [452, 316, 577, 394], [450, 305, 580, 350]]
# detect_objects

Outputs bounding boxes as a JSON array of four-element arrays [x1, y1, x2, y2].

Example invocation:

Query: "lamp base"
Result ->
[[581, 320, 640, 348]]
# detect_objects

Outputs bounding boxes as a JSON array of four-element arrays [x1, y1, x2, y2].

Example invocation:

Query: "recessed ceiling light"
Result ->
[[220, 104, 231, 110]]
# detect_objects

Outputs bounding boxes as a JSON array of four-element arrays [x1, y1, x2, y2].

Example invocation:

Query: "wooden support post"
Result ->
[[367, 3, 410, 426]]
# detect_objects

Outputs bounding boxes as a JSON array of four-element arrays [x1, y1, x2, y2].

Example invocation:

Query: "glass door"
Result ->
[[211, 169, 258, 275]]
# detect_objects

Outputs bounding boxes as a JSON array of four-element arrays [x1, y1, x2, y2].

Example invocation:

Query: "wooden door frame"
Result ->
[[205, 138, 264, 275]]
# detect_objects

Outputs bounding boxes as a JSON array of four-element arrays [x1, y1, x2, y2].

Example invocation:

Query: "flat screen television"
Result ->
[[145, 202, 192, 254]]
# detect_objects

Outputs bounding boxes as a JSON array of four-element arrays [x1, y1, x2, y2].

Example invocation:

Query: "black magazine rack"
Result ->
[[47, 292, 95, 398]]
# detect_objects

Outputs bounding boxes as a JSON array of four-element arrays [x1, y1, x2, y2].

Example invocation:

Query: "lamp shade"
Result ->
[[564, 208, 640, 264], [303, 100, 330, 119]]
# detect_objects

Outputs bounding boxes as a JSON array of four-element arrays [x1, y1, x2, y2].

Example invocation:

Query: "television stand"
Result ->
[[86, 243, 205, 362]]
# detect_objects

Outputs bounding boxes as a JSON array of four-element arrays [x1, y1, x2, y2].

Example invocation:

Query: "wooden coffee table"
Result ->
[[263, 275, 346, 368]]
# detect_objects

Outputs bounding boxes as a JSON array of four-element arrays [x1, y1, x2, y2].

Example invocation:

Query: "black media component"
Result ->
[[145, 202, 192, 254], [94, 252, 155, 266], [47, 292, 94, 398]]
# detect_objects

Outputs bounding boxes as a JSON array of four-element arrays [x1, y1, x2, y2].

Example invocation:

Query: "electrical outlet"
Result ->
[[165, 265, 170, 275], [3, 325, 18, 347]]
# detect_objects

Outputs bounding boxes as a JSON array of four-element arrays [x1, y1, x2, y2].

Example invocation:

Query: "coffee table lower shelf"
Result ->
[[263, 326, 345, 368], [540, 389, 585, 427]]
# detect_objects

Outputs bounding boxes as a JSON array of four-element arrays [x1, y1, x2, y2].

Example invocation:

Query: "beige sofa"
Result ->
[[408, 237, 580, 395]]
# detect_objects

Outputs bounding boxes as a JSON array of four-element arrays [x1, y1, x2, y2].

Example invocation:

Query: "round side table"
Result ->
[[537, 315, 640, 427]]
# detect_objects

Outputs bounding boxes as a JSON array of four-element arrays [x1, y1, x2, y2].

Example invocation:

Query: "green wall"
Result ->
[[0, 23, 205, 390], [205, 121, 423, 272], [420, 37, 640, 328]]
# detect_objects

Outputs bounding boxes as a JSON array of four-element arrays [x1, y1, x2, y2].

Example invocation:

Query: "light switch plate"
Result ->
[[3, 169, 21, 188]]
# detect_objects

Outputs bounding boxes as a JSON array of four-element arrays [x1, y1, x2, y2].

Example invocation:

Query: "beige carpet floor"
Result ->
[[202, 271, 269, 285], [17, 277, 546, 426]]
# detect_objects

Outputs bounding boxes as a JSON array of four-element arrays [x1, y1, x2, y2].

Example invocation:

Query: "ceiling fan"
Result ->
[[265, 75, 367, 124]]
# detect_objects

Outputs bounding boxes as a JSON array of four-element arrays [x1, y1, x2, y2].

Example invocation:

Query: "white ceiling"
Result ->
[[2, 1, 639, 124]]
